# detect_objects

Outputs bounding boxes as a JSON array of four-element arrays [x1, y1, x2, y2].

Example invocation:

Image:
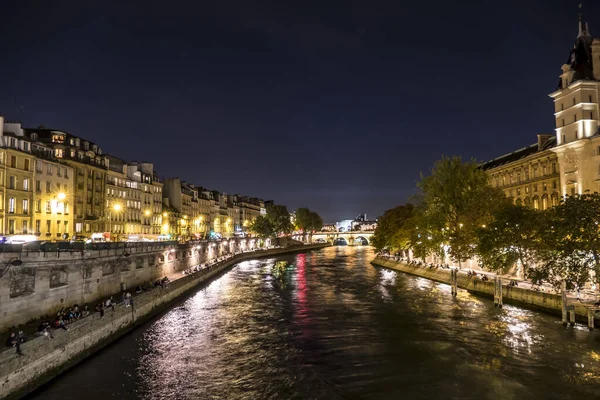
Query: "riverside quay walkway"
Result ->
[[372, 255, 600, 328], [0, 242, 329, 400]]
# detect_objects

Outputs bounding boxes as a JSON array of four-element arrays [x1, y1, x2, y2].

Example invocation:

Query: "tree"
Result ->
[[308, 211, 323, 232], [476, 203, 545, 276], [532, 193, 600, 288], [248, 216, 274, 238], [266, 204, 293, 236], [416, 156, 509, 265], [295, 208, 323, 234], [295, 208, 311, 233], [372, 204, 414, 253]]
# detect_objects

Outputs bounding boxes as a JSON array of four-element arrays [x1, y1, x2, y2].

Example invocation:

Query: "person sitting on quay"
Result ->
[[5, 332, 23, 356], [37, 321, 54, 339], [56, 307, 65, 319], [95, 302, 105, 318], [81, 305, 90, 318], [105, 296, 116, 311], [55, 317, 68, 331], [66, 308, 76, 323], [135, 285, 143, 294]]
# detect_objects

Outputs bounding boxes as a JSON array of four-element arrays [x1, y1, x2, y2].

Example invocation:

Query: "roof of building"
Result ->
[[481, 136, 556, 170], [557, 11, 596, 89]]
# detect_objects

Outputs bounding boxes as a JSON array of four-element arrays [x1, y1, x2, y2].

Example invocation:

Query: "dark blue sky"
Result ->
[[0, 0, 593, 221]]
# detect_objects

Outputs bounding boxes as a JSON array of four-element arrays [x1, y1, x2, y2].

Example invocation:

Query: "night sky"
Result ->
[[0, 0, 594, 222]]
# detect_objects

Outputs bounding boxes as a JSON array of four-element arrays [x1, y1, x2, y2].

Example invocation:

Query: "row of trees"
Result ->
[[249, 204, 323, 238], [373, 156, 600, 289]]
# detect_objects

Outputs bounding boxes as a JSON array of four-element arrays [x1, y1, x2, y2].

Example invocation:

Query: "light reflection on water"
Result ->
[[29, 247, 600, 400]]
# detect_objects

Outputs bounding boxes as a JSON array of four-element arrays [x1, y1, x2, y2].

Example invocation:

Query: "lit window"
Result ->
[[8, 198, 15, 213]]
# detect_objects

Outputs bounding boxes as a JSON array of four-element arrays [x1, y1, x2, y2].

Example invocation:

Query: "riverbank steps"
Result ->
[[0, 243, 328, 400], [371, 257, 593, 323]]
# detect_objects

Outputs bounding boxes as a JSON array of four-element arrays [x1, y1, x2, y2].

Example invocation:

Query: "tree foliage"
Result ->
[[476, 203, 545, 276], [266, 204, 293, 235], [295, 207, 323, 233], [372, 204, 413, 252], [530, 193, 600, 288], [248, 216, 274, 238], [415, 156, 509, 264]]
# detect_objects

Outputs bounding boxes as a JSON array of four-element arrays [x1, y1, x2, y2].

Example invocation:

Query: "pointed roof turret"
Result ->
[[564, 4, 595, 84]]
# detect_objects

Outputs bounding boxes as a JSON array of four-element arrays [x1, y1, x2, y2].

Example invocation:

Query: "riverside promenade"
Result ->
[[0, 243, 328, 400], [371, 256, 599, 323]]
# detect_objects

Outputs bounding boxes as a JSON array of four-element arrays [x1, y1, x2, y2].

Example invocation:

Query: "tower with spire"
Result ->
[[549, 5, 600, 196]]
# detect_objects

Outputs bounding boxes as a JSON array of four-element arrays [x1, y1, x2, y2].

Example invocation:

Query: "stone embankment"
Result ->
[[0, 243, 328, 400], [371, 257, 593, 321]]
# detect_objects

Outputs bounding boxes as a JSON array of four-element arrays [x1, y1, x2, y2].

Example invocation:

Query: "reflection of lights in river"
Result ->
[[414, 277, 434, 291], [379, 269, 396, 301], [498, 305, 541, 354]]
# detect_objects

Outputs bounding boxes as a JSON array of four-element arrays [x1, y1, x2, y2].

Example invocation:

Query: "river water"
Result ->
[[28, 247, 600, 400]]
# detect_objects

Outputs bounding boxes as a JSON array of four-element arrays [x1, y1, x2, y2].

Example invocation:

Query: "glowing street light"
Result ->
[[57, 192, 66, 201], [144, 210, 151, 216], [113, 204, 122, 212]]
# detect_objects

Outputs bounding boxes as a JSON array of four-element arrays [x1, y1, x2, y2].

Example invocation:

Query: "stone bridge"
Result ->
[[309, 231, 374, 246]]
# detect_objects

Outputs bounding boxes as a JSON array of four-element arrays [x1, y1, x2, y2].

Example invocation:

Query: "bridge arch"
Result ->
[[353, 236, 369, 245], [333, 237, 348, 246]]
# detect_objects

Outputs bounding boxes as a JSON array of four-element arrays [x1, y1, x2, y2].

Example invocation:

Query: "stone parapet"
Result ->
[[371, 257, 591, 320]]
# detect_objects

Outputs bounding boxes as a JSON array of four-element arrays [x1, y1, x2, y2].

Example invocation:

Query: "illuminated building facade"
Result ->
[[238, 196, 265, 233], [23, 127, 108, 235], [482, 15, 600, 206], [549, 15, 600, 197], [482, 135, 561, 209], [1, 120, 75, 238]]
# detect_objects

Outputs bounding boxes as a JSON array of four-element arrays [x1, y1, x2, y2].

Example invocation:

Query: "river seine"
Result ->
[[28, 246, 600, 399]]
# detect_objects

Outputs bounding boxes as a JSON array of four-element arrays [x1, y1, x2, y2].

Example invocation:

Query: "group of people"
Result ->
[[56, 305, 89, 323], [154, 277, 170, 288], [3, 273, 179, 356]]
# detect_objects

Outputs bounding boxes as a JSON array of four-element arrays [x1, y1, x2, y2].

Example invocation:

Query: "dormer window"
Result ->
[[83, 141, 89, 150], [30, 133, 38, 141], [51, 134, 65, 143], [75, 138, 80, 147]]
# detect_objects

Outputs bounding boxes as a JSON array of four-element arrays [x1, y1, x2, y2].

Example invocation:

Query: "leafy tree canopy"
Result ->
[[295, 207, 323, 233], [266, 204, 293, 235], [372, 204, 413, 252], [476, 203, 545, 276], [248, 215, 274, 238], [415, 156, 509, 264]]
